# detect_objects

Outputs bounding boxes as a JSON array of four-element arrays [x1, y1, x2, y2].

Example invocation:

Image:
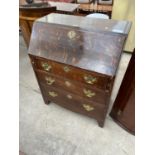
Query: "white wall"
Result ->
[[112, 0, 135, 52]]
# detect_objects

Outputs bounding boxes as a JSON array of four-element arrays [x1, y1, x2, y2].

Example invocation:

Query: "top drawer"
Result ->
[[30, 55, 113, 90]]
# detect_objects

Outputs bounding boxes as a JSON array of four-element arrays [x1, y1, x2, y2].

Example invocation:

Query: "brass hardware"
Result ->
[[82, 104, 94, 111], [45, 77, 55, 85], [83, 89, 96, 98], [63, 66, 70, 73], [65, 81, 71, 87], [31, 61, 34, 64], [49, 91, 58, 97], [67, 30, 76, 40], [67, 94, 72, 99], [84, 75, 97, 84], [41, 62, 51, 71]]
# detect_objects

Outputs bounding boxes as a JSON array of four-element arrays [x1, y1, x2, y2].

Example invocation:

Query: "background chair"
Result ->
[[19, 3, 56, 47]]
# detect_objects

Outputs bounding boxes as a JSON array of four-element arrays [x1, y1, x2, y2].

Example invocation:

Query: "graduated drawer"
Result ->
[[40, 84, 106, 120], [35, 70, 109, 104], [30, 55, 112, 91]]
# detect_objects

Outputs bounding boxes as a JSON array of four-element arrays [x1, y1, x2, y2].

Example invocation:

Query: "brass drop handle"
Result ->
[[83, 89, 96, 98], [84, 75, 97, 85], [63, 66, 71, 73], [82, 104, 94, 111], [49, 91, 58, 97], [45, 77, 55, 85], [41, 62, 52, 71]]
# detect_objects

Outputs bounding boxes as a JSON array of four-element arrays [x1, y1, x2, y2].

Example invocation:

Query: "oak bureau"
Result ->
[[28, 13, 131, 127]]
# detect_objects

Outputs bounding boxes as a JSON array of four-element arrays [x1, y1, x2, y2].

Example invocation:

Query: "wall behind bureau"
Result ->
[[112, 0, 135, 52]]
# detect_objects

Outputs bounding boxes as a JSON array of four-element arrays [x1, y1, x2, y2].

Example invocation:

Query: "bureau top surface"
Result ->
[[28, 13, 131, 76], [36, 13, 131, 35]]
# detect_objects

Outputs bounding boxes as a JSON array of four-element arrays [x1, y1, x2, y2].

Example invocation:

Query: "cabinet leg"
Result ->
[[97, 120, 104, 128], [44, 100, 50, 105], [41, 92, 50, 105], [42, 97, 50, 105]]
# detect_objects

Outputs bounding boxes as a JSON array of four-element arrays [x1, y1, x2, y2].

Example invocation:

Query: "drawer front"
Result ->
[[30, 55, 112, 91], [40, 84, 106, 120], [35, 70, 109, 104]]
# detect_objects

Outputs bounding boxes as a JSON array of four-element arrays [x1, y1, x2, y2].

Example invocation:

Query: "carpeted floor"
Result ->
[[19, 34, 135, 155]]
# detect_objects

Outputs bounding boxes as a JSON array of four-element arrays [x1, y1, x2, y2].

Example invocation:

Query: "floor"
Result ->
[[19, 34, 135, 155]]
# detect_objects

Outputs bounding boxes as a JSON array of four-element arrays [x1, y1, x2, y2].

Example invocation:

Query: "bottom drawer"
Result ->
[[40, 84, 106, 120]]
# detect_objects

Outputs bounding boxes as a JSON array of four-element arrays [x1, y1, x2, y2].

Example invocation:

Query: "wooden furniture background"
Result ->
[[77, 0, 113, 17], [19, 4, 56, 47], [110, 50, 135, 135], [48, 2, 80, 14], [28, 13, 131, 127]]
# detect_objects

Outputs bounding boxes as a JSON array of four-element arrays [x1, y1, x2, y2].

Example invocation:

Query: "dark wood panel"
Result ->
[[110, 50, 135, 135]]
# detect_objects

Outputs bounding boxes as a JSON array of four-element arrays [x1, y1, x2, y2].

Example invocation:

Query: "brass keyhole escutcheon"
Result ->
[[41, 62, 52, 71], [84, 75, 97, 85], [67, 30, 76, 40], [65, 81, 71, 87], [63, 66, 70, 73], [45, 77, 55, 85], [49, 91, 58, 97], [67, 94, 72, 99], [83, 89, 96, 98], [82, 104, 94, 111]]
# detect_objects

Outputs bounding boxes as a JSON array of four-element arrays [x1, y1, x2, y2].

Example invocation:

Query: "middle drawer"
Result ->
[[35, 69, 109, 105]]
